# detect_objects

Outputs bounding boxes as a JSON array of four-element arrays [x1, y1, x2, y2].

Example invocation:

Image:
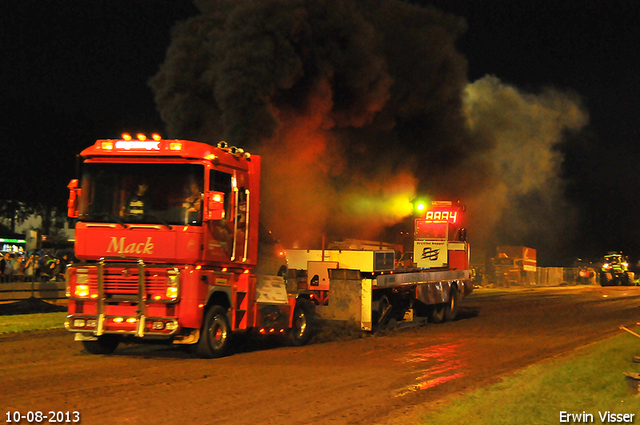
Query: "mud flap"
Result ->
[[318, 269, 372, 331]]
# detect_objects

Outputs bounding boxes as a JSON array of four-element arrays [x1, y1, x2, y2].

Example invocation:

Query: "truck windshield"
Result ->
[[78, 163, 205, 226]]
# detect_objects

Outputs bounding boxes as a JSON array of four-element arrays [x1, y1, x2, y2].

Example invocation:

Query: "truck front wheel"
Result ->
[[197, 305, 232, 358], [82, 334, 120, 355]]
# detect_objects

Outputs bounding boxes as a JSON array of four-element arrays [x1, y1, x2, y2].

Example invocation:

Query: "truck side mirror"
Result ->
[[205, 191, 225, 221], [67, 179, 81, 218]]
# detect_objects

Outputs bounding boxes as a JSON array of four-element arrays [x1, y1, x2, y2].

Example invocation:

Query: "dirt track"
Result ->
[[2, 286, 640, 425]]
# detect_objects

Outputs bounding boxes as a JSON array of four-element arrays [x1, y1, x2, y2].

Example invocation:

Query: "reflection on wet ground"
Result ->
[[394, 342, 467, 397]]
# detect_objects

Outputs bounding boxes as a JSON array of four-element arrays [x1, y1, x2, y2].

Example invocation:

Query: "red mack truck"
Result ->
[[65, 134, 310, 358]]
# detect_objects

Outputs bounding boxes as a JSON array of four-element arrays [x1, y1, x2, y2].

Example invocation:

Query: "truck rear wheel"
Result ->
[[197, 305, 232, 358], [82, 334, 120, 355], [288, 298, 313, 346]]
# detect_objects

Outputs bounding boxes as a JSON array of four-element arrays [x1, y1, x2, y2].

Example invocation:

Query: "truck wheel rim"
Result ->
[[210, 316, 227, 349]]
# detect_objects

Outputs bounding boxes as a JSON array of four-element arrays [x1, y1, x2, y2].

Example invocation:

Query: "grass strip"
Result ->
[[0, 312, 67, 334], [420, 330, 640, 425]]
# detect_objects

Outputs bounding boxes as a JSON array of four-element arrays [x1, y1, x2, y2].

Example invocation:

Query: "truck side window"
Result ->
[[210, 170, 232, 219]]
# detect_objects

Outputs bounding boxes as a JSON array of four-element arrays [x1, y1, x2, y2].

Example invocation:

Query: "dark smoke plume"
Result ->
[[150, 0, 587, 262]]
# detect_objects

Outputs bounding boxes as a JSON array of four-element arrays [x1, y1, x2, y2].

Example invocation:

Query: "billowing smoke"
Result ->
[[461, 76, 588, 260], [150, 0, 588, 261]]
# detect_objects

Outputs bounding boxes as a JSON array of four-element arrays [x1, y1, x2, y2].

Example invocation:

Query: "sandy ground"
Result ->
[[1, 285, 640, 425]]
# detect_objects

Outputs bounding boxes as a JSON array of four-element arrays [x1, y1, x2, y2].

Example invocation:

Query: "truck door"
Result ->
[[204, 170, 234, 262]]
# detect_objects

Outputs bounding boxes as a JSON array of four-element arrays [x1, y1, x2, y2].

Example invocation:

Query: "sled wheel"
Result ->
[[430, 303, 446, 324], [444, 285, 461, 322]]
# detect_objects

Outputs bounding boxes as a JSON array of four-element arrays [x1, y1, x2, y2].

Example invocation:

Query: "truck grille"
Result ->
[[101, 268, 167, 294]]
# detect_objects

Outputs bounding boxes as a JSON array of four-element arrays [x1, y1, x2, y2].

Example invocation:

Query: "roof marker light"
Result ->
[[122, 133, 132, 141], [136, 133, 147, 141], [152, 133, 161, 141]]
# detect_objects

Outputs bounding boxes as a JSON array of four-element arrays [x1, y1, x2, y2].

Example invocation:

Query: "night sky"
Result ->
[[424, 0, 640, 264], [2, 0, 639, 266]]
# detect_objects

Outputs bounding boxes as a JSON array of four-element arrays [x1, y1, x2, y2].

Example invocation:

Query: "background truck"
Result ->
[[599, 251, 634, 286]]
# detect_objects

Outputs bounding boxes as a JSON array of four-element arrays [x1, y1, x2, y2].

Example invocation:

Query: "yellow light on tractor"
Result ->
[[122, 133, 132, 141], [169, 142, 183, 151], [136, 133, 147, 141], [152, 133, 162, 141], [113, 317, 124, 323], [126, 318, 137, 324], [101, 141, 114, 150]]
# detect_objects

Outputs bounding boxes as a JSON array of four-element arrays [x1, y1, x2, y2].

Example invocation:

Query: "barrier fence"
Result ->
[[0, 280, 67, 301]]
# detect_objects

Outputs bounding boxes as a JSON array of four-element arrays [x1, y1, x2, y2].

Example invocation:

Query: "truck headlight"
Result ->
[[166, 286, 178, 299], [75, 285, 90, 298], [166, 269, 180, 299]]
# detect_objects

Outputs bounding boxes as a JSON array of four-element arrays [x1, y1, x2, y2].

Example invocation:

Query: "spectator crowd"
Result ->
[[0, 251, 75, 283]]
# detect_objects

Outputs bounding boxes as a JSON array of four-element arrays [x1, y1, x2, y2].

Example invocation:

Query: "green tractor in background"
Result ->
[[600, 251, 635, 286]]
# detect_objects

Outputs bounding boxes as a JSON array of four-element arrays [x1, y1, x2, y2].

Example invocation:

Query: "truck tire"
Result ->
[[444, 285, 461, 322], [82, 334, 120, 355], [373, 295, 392, 330], [600, 272, 612, 287], [613, 274, 623, 286], [197, 305, 232, 358], [288, 298, 314, 346], [623, 272, 634, 286]]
